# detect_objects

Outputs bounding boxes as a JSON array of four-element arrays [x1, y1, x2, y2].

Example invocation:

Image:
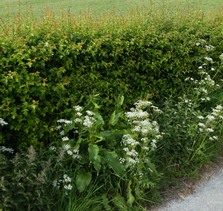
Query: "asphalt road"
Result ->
[[156, 168, 223, 211]]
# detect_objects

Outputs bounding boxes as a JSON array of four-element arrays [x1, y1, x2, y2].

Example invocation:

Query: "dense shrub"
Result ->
[[0, 10, 223, 148]]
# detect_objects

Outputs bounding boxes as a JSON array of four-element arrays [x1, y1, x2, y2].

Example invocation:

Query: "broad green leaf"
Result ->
[[109, 111, 116, 126], [88, 144, 101, 172], [127, 181, 135, 206], [109, 111, 123, 126], [104, 151, 125, 176], [94, 112, 105, 127], [76, 168, 92, 192], [117, 95, 124, 107]]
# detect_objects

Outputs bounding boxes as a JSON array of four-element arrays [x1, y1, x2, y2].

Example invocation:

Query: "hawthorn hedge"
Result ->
[[0, 11, 223, 148]]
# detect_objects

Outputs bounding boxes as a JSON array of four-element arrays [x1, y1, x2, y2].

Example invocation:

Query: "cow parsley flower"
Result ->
[[206, 128, 214, 133], [63, 174, 72, 183], [86, 110, 95, 116], [57, 119, 72, 124], [62, 136, 69, 142], [0, 146, 14, 154], [74, 105, 82, 112], [198, 123, 206, 128], [204, 56, 213, 62], [83, 116, 95, 128], [0, 118, 8, 126], [121, 134, 139, 146], [64, 184, 72, 190], [63, 144, 71, 151]]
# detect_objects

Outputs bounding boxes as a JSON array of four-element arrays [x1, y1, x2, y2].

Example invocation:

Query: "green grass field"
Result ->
[[1, 0, 223, 18]]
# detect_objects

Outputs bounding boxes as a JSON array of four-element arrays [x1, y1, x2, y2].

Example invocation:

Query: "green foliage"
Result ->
[[155, 52, 223, 178], [53, 95, 163, 209], [1, 9, 223, 148]]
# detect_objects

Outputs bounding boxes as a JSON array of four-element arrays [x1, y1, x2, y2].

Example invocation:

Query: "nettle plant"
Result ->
[[54, 95, 163, 207]]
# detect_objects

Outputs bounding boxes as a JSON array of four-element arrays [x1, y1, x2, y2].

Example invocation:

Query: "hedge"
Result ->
[[0, 10, 223, 148]]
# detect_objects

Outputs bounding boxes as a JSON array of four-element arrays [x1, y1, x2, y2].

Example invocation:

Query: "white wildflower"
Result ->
[[53, 180, 58, 188], [55, 125, 62, 130], [198, 116, 204, 120], [0, 118, 8, 126], [63, 174, 72, 183], [73, 118, 82, 123], [134, 100, 152, 109], [198, 123, 206, 128], [206, 115, 215, 122], [151, 105, 162, 113], [73, 149, 79, 154], [210, 136, 218, 141], [204, 56, 213, 62], [125, 110, 149, 119], [64, 184, 72, 190], [151, 139, 157, 148], [142, 146, 149, 151], [156, 135, 162, 139], [206, 128, 214, 133], [200, 88, 208, 94], [83, 116, 95, 128], [126, 157, 139, 167], [126, 149, 138, 157], [74, 105, 82, 112], [72, 154, 81, 159], [199, 128, 204, 132], [216, 105, 223, 110], [205, 45, 215, 51], [49, 146, 56, 151], [76, 112, 82, 117], [121, 134, 139, 146], [0, 146, 14, 154], [63, 144, 71, 151], [132, 125, 141, 132], [141, 137, 149, 143], [119, 157, 125, 164], [86, 110, 95, 116], [57, 119, 72, 125], [141, 128, 149, 135], [67, 150, 73, 155], [62, 136, 69, 142], [123, 147, 130, 152]]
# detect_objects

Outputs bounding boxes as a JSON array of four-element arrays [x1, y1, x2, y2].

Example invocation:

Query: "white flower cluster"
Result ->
[[56, 106, 96, 146], [72, 106, 96, 128], [0, 118, 8, 126], [57, 119, 72, 125], [53, 174, 73, 191], [0, 146, 14, 154], [120, 134, 140, 167], [195, 39, 214, 51], [120, 101, 162, 169], [185, 55, 218, 103], [197, 105, 223, 136], [62, 144, 81, 159], [126, 101, 161, 137]]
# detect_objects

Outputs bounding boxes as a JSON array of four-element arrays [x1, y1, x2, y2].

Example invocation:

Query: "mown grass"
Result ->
[[1, 0, 223, 18]]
